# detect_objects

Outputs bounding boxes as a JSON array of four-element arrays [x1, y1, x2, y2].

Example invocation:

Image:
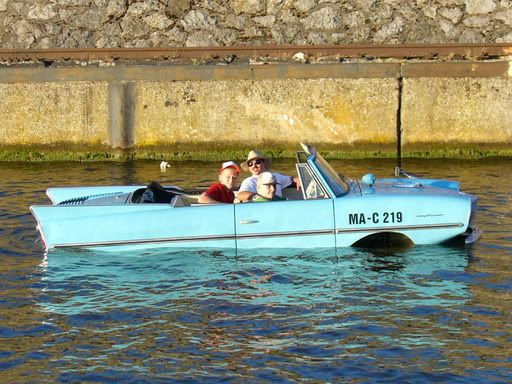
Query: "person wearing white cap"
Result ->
[[238, 150, 300, 202], [198, 161, 240, 204], [252, 172, 285, 202]]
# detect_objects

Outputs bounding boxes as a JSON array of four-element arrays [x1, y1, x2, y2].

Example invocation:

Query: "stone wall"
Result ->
[[1, 0, 511, 49]]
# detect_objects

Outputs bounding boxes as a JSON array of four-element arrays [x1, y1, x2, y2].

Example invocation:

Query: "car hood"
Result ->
[[355, 177, 466, 197]]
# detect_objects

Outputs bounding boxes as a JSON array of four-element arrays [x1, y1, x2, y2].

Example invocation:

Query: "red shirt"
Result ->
[[204, 183, 235, 203]]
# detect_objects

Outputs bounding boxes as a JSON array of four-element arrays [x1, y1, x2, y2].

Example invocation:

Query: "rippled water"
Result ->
[[1, 158, 511, 383]]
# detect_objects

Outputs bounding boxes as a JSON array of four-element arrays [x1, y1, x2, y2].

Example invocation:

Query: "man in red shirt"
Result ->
[[198, 161, 240, 204]]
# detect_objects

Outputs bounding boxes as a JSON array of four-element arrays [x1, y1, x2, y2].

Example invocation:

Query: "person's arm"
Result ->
[[237, 190, 256, 202], [293, 175, 301, 190], [276, 173, 301, 190], [198, 192, 220, 204], [237, 177, 257, 202], [284, 174, 301, 189], [198, 184, 224, 204]]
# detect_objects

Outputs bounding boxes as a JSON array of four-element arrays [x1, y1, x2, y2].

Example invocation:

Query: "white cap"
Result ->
[[258, 172, 278, 185], [219, 161, 240, 174]]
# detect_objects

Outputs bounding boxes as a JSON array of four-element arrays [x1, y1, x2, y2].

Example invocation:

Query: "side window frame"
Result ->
[[296, 163, 330, 200]]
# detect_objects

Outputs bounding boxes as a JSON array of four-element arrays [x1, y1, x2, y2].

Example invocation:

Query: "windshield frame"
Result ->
[[308, 153, 350, 197]]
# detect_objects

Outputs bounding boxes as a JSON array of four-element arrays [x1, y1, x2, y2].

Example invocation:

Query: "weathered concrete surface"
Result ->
[[108, 81, 136, 148], [0, 82, 108, 145], [0, 63, 401, 83], [402, 78, 512, 147], [0, 61, 511, 160], [134, 78, 398, 148]]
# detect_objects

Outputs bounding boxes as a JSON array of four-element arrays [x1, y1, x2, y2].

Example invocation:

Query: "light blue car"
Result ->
[[31, 144, 480, 252]]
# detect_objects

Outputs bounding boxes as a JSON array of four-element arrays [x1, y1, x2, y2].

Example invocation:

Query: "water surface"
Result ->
[[1, 158, 511, 383]]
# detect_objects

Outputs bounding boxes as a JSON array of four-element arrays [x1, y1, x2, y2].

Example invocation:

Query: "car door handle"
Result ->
[[240, 220, 259, 224]]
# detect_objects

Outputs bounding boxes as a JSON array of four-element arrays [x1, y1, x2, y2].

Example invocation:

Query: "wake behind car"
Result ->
[[31, 144, 480, 252]]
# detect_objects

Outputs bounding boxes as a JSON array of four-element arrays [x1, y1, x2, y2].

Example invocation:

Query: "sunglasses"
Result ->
[[248, 159, 265, 167]]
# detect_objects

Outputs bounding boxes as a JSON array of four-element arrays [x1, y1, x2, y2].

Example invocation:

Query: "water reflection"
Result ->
[[38, 245, 472, 315], [27, 245, 489, 381]]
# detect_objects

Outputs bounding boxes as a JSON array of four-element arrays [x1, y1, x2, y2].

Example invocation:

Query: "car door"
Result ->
[[234, 198, 335, 252]]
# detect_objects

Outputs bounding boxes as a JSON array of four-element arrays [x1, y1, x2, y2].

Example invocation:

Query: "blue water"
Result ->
[[1, 159, 511, 382]]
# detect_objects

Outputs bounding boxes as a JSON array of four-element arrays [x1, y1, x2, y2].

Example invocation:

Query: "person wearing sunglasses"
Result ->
[[237, 150, 300, 202], [198, 161, 240, 204]]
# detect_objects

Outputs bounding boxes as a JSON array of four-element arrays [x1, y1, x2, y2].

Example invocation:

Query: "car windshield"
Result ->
[[312, 154, 350, 197]]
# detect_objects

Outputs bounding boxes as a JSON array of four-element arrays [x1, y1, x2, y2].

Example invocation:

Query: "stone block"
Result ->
[[464, 0, 496, 15], [301, 6, 343, 30]]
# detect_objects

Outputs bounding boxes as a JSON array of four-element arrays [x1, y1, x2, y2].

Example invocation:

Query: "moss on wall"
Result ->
[[1, 142, 510, 162]]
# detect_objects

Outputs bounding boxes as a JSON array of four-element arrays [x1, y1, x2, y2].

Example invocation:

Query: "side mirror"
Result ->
[[362, 174, 376, 187]]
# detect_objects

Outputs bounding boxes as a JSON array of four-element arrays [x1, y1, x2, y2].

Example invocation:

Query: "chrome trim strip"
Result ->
[[53, 229, 335, 248], [49, 224, 464, 249], [336, 223, 464, 234], [53, 234, 236, 248], [237, 229, 334, 239]]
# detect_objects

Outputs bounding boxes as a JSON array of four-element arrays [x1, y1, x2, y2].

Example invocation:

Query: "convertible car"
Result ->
[[31, 144, 480, 252]]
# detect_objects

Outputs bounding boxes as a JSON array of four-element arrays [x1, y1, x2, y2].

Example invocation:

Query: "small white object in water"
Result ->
[[160, 161, 170, 171], [292, 52, 307, 63]]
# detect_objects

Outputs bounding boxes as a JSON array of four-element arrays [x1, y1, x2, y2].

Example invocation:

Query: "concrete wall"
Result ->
[[0, 61, 511, 159], [402, 77, 512, 145], [134, 78, 398, 147], [0, 82, 108, 145]]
